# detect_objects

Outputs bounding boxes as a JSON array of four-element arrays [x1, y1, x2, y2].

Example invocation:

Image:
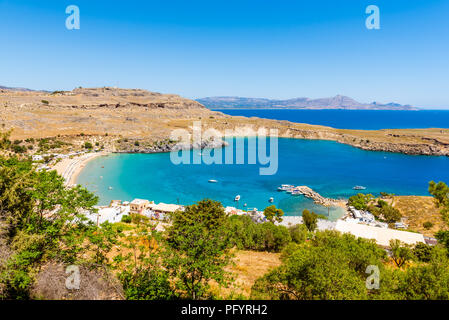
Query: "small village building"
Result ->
[[32, 155, 44, 161], [148, 203, 183, 214], [109, 200, 122, 207], [129, 199, 150, 214]]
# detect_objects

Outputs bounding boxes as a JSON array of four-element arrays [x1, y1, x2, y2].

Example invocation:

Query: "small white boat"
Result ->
[[278, 184, 294, 191], [108, 186, 113, 190], [353, 186, 367, 190], [208, 179, 218, 183], [243, 203, 247, 207], [269, 197, 274, 203], [234, 195, 241, 201], [291, 190, 302, 195]]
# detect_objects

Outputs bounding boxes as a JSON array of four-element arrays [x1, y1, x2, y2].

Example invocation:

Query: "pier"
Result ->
[[288, 185, 343, 207]]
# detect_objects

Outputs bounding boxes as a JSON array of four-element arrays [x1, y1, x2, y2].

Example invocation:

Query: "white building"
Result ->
[[32, 155, 44, 161], [335, 220, 425, 247]]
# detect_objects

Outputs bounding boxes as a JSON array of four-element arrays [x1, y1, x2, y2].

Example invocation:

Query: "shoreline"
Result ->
[[53, 151, 109, 186]]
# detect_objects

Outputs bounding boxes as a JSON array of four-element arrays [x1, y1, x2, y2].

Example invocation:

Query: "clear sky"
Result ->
[[0, 0, 448, 108]]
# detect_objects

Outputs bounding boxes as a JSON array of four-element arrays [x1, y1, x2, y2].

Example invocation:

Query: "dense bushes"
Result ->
[[119, 267, 175, 300], [251, 229, 449, 300], [228, 215, 291, 252], [0, 155, 99, 299], [251, 231, 387, 300], [288, 224, 308, 244]]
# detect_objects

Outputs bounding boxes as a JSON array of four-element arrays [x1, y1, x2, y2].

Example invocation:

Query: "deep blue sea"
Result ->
[[77, 137, 449, 221], [214, 109, 449, 130]]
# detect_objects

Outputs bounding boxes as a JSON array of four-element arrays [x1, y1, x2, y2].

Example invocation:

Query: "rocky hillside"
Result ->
[[0, 87, 207, 110], [197, 95, 417, 110], [1, 86, 448, 157]]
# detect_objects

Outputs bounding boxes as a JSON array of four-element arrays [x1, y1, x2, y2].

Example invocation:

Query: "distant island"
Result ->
[[196, 95, 418, 110]]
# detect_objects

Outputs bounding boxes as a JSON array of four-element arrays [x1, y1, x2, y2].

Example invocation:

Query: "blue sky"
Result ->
[[0, 0, 448, 108]]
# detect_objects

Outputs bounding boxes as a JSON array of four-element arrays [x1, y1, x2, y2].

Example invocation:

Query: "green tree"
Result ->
[[0, 130, 12, 150], [429, 181, 449, 225], [163, 199, 233, 299], [115, 227, 175, 300], [368, 200, 402, 223], [263, 205, 284, 223], [348, 193, 374, 210], [302, 209, 317, 232], [227, 215, 291, 252], [0, 154, 99, 299], [413, 242, 434, 262], [390, 240, 413, 268]]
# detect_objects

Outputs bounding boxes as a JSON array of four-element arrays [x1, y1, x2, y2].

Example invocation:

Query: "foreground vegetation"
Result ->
[[1, 148, 449, 300]]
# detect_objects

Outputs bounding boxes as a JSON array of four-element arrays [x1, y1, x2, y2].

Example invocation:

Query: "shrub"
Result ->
[[12, 145, 26, 153], [41, 100, 49, 105], [84, 142, 93, 149], [413, 242, 433, 262], [119, 268, 175, 300], [288, 224, 308, 244], [302, 209, 318, 232], [259, 223, 291, 252], [423, 221, 434, 230], [121, 215, 132, 223], [228, 215, 291, 252]]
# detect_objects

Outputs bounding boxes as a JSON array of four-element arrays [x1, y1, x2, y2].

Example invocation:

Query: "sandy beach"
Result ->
[[53, 152, 108, 186]]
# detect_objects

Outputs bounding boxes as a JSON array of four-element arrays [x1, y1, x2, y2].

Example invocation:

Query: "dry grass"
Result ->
[[392, 196, 446, 237], [31, 262, 124, 300], [212, 250, 281, 299]]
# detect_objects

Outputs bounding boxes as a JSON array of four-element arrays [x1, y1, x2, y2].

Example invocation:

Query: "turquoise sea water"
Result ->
[[214, 109, 449, 130], [77, 138, 449, 221]]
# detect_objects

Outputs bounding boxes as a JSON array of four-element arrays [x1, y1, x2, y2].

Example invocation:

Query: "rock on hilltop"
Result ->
[[0, 86, 206, 110]]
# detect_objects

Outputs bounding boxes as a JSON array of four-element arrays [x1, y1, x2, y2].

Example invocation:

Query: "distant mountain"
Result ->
[[196, 95, 418, 110], [0, 85, 37, 92]]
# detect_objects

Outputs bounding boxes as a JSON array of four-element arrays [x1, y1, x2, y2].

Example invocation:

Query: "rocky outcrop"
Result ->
[[295, 186, 341, 207], [283, 128, 449, 157], [114, 138, 227, 154]]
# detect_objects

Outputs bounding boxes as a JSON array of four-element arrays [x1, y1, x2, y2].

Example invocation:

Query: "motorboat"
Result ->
[[353, 186, 367, 190], [234, 195, 241, 201]]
